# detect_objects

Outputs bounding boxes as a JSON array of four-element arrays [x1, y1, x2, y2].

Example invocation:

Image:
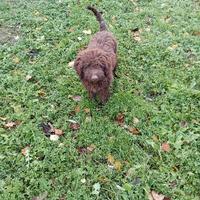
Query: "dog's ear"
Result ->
[[74, 57, 84, 79]]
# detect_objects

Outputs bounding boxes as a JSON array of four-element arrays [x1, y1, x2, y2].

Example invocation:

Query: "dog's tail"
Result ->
[[87, 6, 107, 31]]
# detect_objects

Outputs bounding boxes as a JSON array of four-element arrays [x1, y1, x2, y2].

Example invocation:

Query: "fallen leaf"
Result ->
[[77, 144, 95, 154], [38, 89, 46, 97], [32, 191, 48, 200], [161, 142, 170, 152], [192, 31, 200, 36], [21, 146, 30, 156], [74, 106, 80, 113], [4, 121, 20, 129], [40, 122, 54, 137], [40, 122, 64, 137], [69, 122, 80, 131], [131, 28, 142, 42], [50, 134, 59, 141], [114, 160, 122, 171], [26, 75, 32, 81], [86, 144, 96, 152], [84, 108, 90, 113], [13, 56, 20, 64], [107, 154, 115, 165], [115, 113, 125, 125], [68, 60, 75, 67], [133, 117, 140, 125], [72, 95, 82, 102], [179, 121, 188, 128], [83, 29, 92, 35], [0, 117, 7, 121], [54, 128, 64, 136], [128, 127, 140, 135], [148, 190, 171, 200]]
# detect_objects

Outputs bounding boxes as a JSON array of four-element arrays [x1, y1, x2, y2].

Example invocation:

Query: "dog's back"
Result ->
[[87, 6, 117, 54]]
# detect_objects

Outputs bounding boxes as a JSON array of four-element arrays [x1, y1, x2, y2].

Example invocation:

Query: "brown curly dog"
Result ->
[[74, 6, 117, 104]]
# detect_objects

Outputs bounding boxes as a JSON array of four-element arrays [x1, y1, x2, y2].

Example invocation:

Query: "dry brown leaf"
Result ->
[[4, 121, 20, 129], [21, 146, 30, 156], [86, 144, 96, 152], [148, 190, 171, 200], [74, 106, 80, 113], [69, 122, 80, 131], [72, 95, 82, 102], [128, 127, 140, 135], [77, 145, 95, 154], [115, 113, 125, 125], [192, 31, 200, 36], [38, 89, 46, 97], [54, 128, 64, 136], [161, 142, 170, 152]]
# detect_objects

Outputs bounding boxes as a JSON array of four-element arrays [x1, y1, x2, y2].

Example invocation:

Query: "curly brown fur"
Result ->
[[74, 6, 117, 104]]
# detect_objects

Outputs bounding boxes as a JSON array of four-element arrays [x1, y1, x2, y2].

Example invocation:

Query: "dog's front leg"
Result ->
[[99, 88, 110, 104], [88, 91, 96, 100]]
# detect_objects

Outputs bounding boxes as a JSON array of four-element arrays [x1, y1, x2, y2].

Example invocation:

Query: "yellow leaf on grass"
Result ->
[[13, 56, 20, 64], [114, 160, 122, 171], [107, 154, 115, 165]]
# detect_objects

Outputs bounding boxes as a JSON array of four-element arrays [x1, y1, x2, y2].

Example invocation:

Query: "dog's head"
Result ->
[[83, 65, 106, 83], [74, 49, 112, 84]]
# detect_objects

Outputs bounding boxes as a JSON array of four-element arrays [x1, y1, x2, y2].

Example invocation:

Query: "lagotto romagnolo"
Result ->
[[74, 6, 117, 104]]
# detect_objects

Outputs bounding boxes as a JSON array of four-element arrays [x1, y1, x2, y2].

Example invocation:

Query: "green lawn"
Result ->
[[0, 0, 200, 199]]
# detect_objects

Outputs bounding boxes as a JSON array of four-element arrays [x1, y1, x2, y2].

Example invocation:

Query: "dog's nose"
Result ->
[[91, 75, 98, 82]]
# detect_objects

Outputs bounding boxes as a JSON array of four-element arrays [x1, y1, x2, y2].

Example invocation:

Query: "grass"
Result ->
[[0, 0, 200, 199]]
